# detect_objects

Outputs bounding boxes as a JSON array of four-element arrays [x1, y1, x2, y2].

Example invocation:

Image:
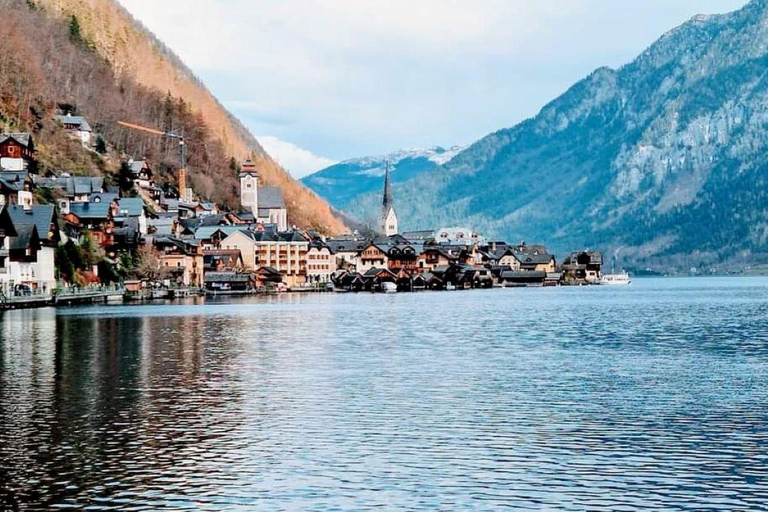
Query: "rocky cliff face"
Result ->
[[345, 0, 768, 269], [33, 0, 346, 233], [302, 146, 464, 215]]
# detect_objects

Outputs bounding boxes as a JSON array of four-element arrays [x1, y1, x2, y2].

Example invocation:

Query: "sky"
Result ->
[[118, 0, 747, 177]]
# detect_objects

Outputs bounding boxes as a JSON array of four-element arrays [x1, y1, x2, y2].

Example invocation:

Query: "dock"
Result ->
[[0, 286, 125, 310]]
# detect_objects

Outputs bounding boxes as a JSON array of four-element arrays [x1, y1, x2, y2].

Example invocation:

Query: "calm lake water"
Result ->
[[2, 278, 768, 510]]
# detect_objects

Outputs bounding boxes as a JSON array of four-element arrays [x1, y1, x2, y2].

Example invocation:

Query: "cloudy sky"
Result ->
[[119, 0, 746, 177]]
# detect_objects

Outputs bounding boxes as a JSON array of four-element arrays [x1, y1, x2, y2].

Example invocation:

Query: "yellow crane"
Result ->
[[117, 121, 189, 200]]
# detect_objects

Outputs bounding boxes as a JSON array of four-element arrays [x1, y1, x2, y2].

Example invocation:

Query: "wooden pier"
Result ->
[[0, 286, 126, 310]]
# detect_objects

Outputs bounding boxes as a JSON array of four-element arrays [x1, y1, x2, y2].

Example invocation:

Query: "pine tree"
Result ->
[[94, 134, 107, 154], [68, 15, 82, 44]]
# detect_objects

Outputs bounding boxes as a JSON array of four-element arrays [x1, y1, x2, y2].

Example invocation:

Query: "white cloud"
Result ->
[[118, 0, 748, 160], [257, 136, 336, 178]]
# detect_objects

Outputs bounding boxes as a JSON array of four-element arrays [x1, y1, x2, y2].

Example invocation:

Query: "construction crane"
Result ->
[[117, 121, 189, 200]]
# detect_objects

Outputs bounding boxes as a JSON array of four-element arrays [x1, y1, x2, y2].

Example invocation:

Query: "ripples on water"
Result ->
[[2, 277, 768, 510]]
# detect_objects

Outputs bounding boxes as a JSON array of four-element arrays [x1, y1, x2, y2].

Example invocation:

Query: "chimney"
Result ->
[[58, 198, 70, 215], [178, 168, 187, 201]]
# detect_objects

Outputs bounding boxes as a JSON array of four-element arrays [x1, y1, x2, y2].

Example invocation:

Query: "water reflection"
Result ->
[[1, 278, 768, 510]]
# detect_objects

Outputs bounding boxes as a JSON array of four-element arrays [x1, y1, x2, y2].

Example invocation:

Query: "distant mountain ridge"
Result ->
[[302, 146, 464, 212], [343, 0, 768, 270]]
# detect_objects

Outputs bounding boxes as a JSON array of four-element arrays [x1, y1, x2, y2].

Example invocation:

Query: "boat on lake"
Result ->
[[599, 271, 631, 285], [381, 282, 397, 293]]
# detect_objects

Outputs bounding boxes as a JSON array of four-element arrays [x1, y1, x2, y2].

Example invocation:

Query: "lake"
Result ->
[[2, 277, 768, 510]]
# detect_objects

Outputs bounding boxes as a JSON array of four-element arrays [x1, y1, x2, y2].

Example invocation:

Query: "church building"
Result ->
[[239, 157, 288, 231]]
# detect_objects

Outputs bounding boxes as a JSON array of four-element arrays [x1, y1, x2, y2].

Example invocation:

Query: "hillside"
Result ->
[[301, 146, 464, 214], [345, 0, 768, 270], [14, 0, 345, 233]]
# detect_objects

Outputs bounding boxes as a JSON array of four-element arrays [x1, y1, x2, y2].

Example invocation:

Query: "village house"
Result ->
[[33, 175, 105, 203], [435, 227, 483, 246], [325, 236, 367, 271], [5, 205, 59, 292], [128, 160, 153, 188], [115, 197, 148, 236], [562, 251, 603, 284], [358, 243, 389, 273], [0, 133, 35, 172], [0, 207, 17, 292], [61, 199, 116, 248], [1, 224, 41, 293], [417, 245, 473, 272], [203, 249, 244, 272], [0, 171, 34, 208], [219, 229, 260, 269], [385, 244, 421, 274], [54, 114, 93, 147], [306, 241, 334, 284], [154, 237, 204, 288]]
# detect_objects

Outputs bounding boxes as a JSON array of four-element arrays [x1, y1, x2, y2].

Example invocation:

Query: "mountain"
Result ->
[[302, 146, 465, 213], [9, 0, 345, 233], [343, 0, 768, 270]]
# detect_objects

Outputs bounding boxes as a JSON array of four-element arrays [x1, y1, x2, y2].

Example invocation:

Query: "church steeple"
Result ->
[[380, 161, 398, 236]]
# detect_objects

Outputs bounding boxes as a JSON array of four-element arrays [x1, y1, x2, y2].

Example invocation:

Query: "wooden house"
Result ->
[[0, 133, 35, 171]]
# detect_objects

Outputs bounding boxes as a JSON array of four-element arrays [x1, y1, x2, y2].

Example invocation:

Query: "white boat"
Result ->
[[599, 271, 631, 285], [381, 282, 397, 293]]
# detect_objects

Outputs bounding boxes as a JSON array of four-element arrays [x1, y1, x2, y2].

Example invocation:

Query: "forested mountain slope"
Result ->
[[2, 0, 345, 233]]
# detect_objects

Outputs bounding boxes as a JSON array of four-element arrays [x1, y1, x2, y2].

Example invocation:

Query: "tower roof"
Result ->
[[382, 161, 393, 211], [240, 157, 259, 177]]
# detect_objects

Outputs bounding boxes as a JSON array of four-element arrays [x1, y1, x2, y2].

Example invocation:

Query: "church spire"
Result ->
[[382, 160, 393, 211], [380, 160, 399, 236]]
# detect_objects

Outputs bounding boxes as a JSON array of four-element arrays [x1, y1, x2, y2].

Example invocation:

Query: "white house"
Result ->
[[54, 114, 93, 147]]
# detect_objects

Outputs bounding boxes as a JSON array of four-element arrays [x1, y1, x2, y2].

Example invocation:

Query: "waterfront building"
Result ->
[[154, 237, 204, 287], [204, 271, 255, 292], [1, 224, 41, 292], [5, 205, 59, 291], [561, 251, 603, 284], [220, 229, 310, 288], [306, 241, 334, 284]]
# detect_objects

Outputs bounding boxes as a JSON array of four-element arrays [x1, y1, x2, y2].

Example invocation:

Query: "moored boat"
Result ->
[[381, 282, 397, 293], [599, 271, 631, 285]]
